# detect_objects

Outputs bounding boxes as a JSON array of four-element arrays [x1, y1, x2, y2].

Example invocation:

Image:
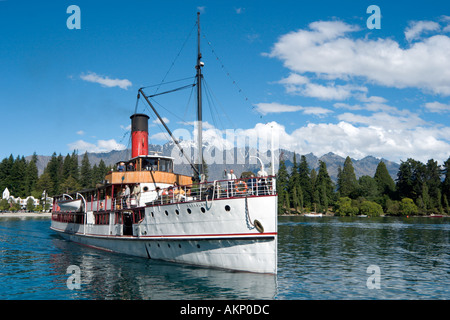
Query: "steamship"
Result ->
[[50, 13, 277, 274]]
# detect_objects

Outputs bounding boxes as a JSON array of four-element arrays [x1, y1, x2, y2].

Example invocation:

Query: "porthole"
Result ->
[[143, 186, 149, 192], [187, 208, 192, 214], [200, 207, 206, 213], [225, 205, 231, 212], [168, 244, 171, 248], [197, 244, 200, 249], [165, 210, 169, 216], [151, 212, 154, 217], [175, 209, 180, 215], [178, 244, 181, 248], [157, 243, 160, 248]]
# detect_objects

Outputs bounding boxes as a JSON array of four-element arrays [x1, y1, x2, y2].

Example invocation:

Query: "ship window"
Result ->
[[159, 159, 173, 173], [200, 207, 206, 213], [143, 158, 158, 171], [187, 208, 192, 214], [225, 205, 231, 212]]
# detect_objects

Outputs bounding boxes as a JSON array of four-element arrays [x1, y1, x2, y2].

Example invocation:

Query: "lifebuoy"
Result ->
[[235, 181, 248, 193]]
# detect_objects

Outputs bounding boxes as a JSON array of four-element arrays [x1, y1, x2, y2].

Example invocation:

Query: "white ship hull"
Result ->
[[51, 195, 277, 274]]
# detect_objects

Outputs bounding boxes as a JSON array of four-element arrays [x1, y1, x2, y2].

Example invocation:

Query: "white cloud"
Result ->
[[254, 19, 450, 164], [304, 82, 366, 100], [337, 111, 425, 130], [68, 139, 126, 153], [149, 132, 169, 141], [149, 116, 449, 164], [301, 106, 333, 116], [287, 119, 450, 164], [424, 101, 450, 113], [76, 130, 85, 135], [152, 117, 170, 125], [80, 72, 132, 90], [254, 102, 304, 115], [253, 102, 332, 116], [246, 118, 448, 163], [405, 20, 440, 42], [267, 20, 450, 95], [279, 73, 368, 100]]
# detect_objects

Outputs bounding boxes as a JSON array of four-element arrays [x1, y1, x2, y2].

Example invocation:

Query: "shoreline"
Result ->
[[0, 212, 52, 218]]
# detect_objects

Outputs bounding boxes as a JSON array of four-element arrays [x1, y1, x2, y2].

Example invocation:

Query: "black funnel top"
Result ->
[[130, 113, 149, 132]]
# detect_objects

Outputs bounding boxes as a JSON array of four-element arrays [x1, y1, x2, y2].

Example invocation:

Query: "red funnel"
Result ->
[[130, 114, 149, 158]]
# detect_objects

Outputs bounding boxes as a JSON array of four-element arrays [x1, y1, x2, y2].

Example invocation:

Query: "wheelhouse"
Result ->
[[106, 153, 192, 186]]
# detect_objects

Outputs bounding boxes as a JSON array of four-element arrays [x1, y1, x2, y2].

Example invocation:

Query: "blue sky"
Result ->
[[1, 0, 449, 164]]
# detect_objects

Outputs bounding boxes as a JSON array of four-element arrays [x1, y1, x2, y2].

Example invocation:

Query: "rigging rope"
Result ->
[[202, 32, 253, 110], [151, 21, 197, 95]]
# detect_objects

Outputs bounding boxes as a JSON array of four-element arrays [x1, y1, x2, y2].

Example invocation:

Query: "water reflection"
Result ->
[[50, 237, 277, 300], [1, 216, 448, 299], [277, 216, 449, 299]]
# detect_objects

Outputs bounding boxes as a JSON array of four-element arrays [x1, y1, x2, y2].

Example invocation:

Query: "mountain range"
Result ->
[[27, 142, 400, 182]]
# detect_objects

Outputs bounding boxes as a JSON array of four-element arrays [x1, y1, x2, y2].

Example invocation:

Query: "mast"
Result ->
[[196, 11, 203, 178]]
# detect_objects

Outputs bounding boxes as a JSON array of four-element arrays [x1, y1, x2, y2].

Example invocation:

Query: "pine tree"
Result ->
[[276, 158, 290, 213], [358, 175, 378, 198], [321, 184, 328, 213], [425, 159, 442, 210], [91, 164, 99, 185], [289, 154, 300, 209], [36, 171, 53, 196], [396, 159, 414, 200], [10, 156, 27, 197], [297, 185, 304, 213], [316, 160, 335, 207], [292, 186, 299, 212], [298, 155, 312, 207], [80, 152, 92, 189], [337, 156, 358, 198], [396, 158, 426, 202], [374, 161, 395, 197], [62, 153, 74, 181], [310, 168, 319, 210], [284, 191, 290, 212], [98, 159, 109, 180], [60, 176, 81, 194], [71, 150, 79, 181], [25, 153, 39, 195], [442, 156, 450, 211], [45, 152, 64, 195], [0, 155, 14, 192]]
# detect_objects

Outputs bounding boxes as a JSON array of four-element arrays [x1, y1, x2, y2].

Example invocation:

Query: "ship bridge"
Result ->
[[106, 154, 193, 186]]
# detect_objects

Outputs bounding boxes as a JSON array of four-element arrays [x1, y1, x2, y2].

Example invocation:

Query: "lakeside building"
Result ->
[[2, 188, 53, 210]]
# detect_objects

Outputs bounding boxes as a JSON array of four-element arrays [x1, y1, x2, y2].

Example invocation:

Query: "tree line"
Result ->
[[0, 151, 111, 200], [276, 154, 450, 216], [1, 149, 449, 216]]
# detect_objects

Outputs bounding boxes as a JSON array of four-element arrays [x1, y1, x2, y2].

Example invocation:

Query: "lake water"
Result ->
[[0, 216, 448, 300]]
